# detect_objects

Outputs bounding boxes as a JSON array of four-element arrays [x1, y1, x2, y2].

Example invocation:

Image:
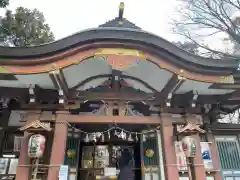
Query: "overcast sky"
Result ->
[[0, 0, 181, 41], [0, 0, 228, 50]]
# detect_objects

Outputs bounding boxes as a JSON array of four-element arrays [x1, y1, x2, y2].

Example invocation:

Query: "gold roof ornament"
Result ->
[[118, 2, 125, 21], [19, 120, 52, 132], [177, 122, 205, 134]]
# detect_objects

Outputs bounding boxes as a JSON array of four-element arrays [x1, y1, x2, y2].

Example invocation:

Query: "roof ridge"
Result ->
[[99, 17, 141, 30]]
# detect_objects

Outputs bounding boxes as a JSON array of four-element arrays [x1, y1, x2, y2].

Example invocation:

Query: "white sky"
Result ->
[[0, 0, 181, 41], [0, 0, 229, 51]]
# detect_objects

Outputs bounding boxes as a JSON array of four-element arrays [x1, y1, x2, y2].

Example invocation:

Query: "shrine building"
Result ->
[[0, 2, 240, 180]]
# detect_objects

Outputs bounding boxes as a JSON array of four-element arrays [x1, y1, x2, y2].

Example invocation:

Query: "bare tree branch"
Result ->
[[172, 0, 240, 58]]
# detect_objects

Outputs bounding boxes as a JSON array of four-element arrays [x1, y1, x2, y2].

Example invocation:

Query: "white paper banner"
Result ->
[[59, 165, 68, 180], [200, 142, 214, 170], [175, 141, 187, 171]]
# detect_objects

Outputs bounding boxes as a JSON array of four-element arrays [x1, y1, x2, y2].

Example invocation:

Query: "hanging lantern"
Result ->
[[28, 134, 46, 158], [181, 136, 197, 157]]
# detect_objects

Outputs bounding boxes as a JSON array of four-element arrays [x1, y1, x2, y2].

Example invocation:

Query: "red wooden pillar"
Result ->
[[161, 115, 179, 180], [47, 111, 68, 180], [15, 110, 41, 180], [15, 132, 31, 180], [207, 133, 223, 180], [192, 134, 207, 180]]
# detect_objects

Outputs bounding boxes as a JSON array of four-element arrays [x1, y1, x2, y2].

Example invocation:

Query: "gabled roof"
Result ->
[[0, 3, 238, 76], [99, 2, 141, 30], [99, 17, 141, 29]]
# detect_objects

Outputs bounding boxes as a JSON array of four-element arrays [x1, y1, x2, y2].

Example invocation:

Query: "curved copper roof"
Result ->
[[0, 1, 238, 77], [0, 28, 238, 75]]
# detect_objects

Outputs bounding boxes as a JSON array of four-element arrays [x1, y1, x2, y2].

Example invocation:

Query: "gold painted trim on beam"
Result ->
[[0, 46, 234, 84], [94, 48, 146, 60], [0, 66, 10, 73]]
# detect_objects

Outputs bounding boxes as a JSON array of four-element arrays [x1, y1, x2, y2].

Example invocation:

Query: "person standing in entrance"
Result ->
[[118, 148, 135, 180]]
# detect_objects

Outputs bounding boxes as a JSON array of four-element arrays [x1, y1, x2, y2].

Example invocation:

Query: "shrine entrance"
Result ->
[[78, 141, 141, 180], [64, 124, 162, 180]]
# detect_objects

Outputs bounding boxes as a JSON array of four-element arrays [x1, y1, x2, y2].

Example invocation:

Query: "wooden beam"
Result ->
[[111, 70, 121, 92], [121, 75, 158, 93], [209, 83, 240, 89], [71, 74, 110, 90], [49, 72, 59, 89], [59, 69, 69, 90], [56, 70, 69, 95], [0, 74, 17, 80], [0, 87, 28, 99], [159, 107, 202, 114], [49, 70, 68, 96], [73, 91, 155, 102], [71, 74, 158, 93], [0, 86, 240, 108], [20, 103, 79, 110], [172, 91, 194, 107], [43, 114, 161, 124], [156, 74, 185, 105]]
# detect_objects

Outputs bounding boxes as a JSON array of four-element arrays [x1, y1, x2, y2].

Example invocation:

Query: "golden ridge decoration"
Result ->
[[19, 120, 52, 132], [94, 48, 145, 58], [94, 49, 146, 70], [219, 75, 234, 84]]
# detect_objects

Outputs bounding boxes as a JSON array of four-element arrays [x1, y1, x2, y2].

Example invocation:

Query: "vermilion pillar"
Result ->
[[192, 134, 207, 180], [16, 110, 41, 180], [207, 133, 223, 180], [15, 132, 31, 180], [47, 111, 68, 180], [161, 115, 179, 180]]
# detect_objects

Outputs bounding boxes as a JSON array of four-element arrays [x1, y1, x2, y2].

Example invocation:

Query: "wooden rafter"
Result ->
[[49, 70, 68, 96], [155, 74, 185, 104]]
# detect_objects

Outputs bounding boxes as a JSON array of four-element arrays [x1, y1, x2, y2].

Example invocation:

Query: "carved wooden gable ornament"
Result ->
[[19, 120, 52, 132], [177, 122, 205, 135]]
